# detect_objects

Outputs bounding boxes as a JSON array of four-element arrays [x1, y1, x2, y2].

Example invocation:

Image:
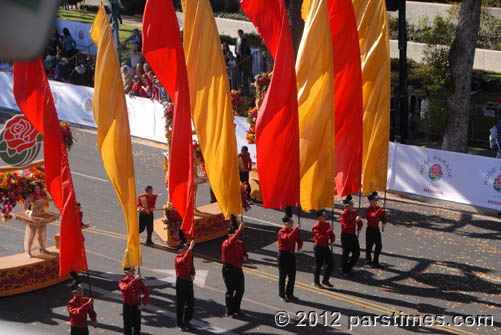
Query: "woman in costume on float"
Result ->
[[23, 181, 50, 257]]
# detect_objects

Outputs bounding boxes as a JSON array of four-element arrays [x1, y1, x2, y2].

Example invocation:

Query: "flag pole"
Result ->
[[382, 189, 387, 232]]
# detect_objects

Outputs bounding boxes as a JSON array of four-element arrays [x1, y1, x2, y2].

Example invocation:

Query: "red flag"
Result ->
[[13, 60, 87, 276], [326, 0, 363, 197], [241, 0, 300, 209], [143, 0, 194, 235]]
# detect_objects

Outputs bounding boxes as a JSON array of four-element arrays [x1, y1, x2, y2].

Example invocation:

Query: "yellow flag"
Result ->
[[183, 0, 242, 218], [296, 0, 335, 211], [352, 0, 391, 195], [90, 3, 141, 269]]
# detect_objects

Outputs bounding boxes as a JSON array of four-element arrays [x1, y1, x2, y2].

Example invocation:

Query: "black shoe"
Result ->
[[279, 295, 289, 302], [286, 295, 299, 301], [184, 322, 194, 330], [235, 311, 247, 318], [177, 323, 186, 331], [226, 311, 235, 317], [314, 282, 323, 289], [322, 280, 333, 288], [146, 240, 154, 245], [364, 260, 373, 267], [372, 262, 381, 269]]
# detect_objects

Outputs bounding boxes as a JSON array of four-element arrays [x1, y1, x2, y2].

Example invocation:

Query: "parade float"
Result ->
[[153, 103, 229, 247], [0, 115, 73, 296], [246, 72, 271, 203]]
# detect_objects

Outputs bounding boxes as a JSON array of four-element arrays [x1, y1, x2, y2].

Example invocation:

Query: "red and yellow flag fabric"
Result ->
[[241, 0, 300, 209], [182, 0, 242, 218], [327, 0, 363, 197], [143, 0, 195, 236], [352, 0, 391, 195], [296, 0, 335, 211], [13, 59, 87, 276], [90, 3, 141, 269]]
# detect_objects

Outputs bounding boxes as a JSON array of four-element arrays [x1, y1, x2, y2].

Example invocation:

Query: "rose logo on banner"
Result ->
[[420, 156, 452, 184], [0, 115, 43, 167], [84, 98, 93, 114], [429, 163, 443, 181], [493, 175, 501, 193]]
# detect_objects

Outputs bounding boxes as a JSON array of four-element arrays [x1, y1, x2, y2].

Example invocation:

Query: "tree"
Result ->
[[284, 0, 304, 56], [441, 0, 482, 153]]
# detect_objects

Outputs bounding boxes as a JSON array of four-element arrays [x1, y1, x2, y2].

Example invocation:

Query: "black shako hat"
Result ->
[[368, 192, 378, 201], [282, 216, 292, 223], [316, 210, 326, 218], [343, 195, 353, 205]]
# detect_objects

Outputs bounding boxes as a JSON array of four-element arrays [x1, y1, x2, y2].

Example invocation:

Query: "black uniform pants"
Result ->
[[138, 212, 153, 243], [123, 303, 141, 335], [366, 226, 382, 264], [222, 263, 245, 315], [341, 233, 360, 274], [71, 326, 89, 335], [239, 171, 251, 194], [277, 250, 296, 298], [176, 277, 195, 326], [314, 245, 334, 284]]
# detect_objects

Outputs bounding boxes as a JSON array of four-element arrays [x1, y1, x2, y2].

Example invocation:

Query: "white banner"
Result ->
[[56, 19, 97, 55], [387, 142, 501, 211], [0, 72, 166, 143]]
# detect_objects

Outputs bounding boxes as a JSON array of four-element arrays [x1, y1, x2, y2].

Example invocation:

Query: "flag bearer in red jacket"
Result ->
[[340, 195, 363, 275], [119, 267, 150, 335], [67, 279, 97, 335], [277, 216, 303, 302], [175, 240, 196, 330], [222, 222, 248, 318], [312, 210, 335, 288], [365, 192, 387, 268]]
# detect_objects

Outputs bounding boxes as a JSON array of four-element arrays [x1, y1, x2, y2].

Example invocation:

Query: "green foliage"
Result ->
[[234, 96, 255, 117], [425, 99, 450, 140], [220, 34, 236, 45], [420, 16, 455, 45], [420, 46, 451, 92]]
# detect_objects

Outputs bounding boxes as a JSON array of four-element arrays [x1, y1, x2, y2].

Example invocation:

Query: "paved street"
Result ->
[[0, 127, 499, 335]]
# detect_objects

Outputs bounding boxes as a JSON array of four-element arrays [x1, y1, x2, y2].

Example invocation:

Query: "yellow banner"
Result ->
[[182, 0, 242, 218], [90, 3, 141, 268], [352, 0, 391, 195], [296, 0, 335, 211]]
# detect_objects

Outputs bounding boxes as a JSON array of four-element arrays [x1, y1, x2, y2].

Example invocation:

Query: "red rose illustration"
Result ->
[[3, 115, 39, 153], [496, 175, 501, 187], [431, 164, 442, 177]]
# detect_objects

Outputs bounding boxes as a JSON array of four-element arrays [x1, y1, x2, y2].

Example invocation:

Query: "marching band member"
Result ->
[[175, 240, 196, 330], [67, 279, 97, 335], [137, 185, 158, 245], [312, 210, 335, 288], [277, 216, 303, 302], [365, 192, 387, 268], [222, 222, 248, 318], [119, 267, 150, 335], [340, 195, 363, 275]]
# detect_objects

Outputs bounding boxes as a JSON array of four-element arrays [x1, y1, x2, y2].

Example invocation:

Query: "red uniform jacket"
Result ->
[[238, 152, 252, 172], [175, 248, 196, 281], [312, 220, 335, 247], [278, 227, 303, 253], [119, 277, 150, 306], [365, 206, 387, 229], [67, 296, 97, 329], [340, 209, 363, 235], [222, 228, 248, 269], [137, 193, 158, 213]]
